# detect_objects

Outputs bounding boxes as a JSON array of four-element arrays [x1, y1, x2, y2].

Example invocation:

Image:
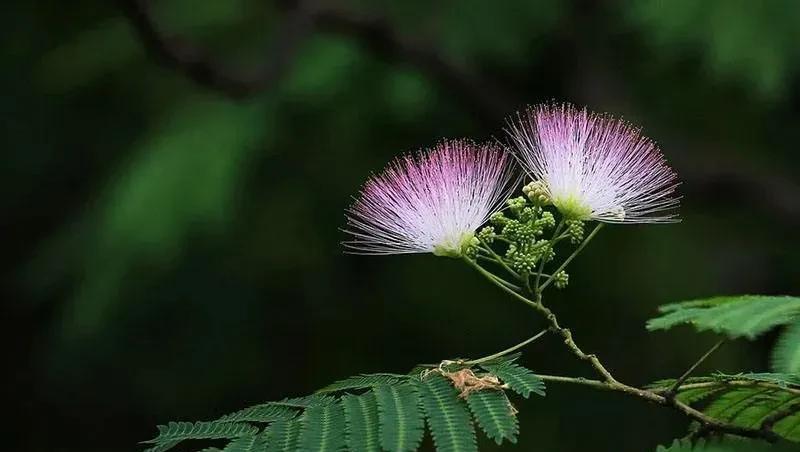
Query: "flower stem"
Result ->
[[534, 219, 564, 292], [465, 224, 779, 442], [464, 258, 537, 308], [478, 242, 520, 279], [539, 222, 603, 292]]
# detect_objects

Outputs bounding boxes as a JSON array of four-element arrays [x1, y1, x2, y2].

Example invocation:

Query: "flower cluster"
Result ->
[[507, 103, 680, 223], [344, 103, 680, 263], [344, 140, 515, 257], [490, 200, 557, 274]]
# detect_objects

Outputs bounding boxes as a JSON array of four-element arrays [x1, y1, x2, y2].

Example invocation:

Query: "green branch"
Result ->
[[465, 235, 782, 443], [538, 223, 603, 292]]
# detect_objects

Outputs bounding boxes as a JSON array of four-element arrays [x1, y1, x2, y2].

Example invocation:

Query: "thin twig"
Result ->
[[120, 0, 313, 98], [478, 242, 520, 279], [468, 258, 783, 442], [760, 401, 800, 432], [535, 373, 780, 441], [667, 340, 725, 397], [539, 222, 603, 292], [533, 220, 564, 292], [463, 329, 549, 366]]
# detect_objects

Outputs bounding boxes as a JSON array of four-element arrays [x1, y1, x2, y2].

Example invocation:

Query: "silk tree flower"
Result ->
[[507, 103, 680, 223], [344, 139, 515, 257]]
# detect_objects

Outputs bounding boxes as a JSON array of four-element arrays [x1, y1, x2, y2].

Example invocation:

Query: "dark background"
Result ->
[[4, 1, 800, 451]]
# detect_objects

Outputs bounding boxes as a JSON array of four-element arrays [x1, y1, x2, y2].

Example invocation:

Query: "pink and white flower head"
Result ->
[[344, 139, 515, 257], [507, 103, 680, 223]]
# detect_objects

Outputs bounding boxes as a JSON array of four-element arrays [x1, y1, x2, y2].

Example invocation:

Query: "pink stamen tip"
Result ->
[[344, 139, 516, 255], [507, 103, 680, 224]]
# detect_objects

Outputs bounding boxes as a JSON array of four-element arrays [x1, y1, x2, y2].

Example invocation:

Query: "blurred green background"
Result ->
[[4, 1, 800, 451]]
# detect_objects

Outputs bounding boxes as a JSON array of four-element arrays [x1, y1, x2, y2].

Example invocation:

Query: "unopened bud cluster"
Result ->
[[487, 196, 558, 273], [565, 219, 585, 244], [522, 181, 552, 206], [553, 270, 569, 289]]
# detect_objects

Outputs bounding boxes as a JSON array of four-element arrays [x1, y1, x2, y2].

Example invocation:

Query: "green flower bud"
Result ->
[[522, 180, 552, 206], [566, 219, 585, 244], [506, 196, 527, 215], [537, 211, 556, 229], [477, 226, 496, 244], [463, 236, 481, 259], [553, 270, 569, 289], [501, 220, 522, 241], [490, 211, 509, 226]]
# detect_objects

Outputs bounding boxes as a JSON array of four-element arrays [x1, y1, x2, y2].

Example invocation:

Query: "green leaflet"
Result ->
[[275, 394, 336, 408], [317, 373, 407, 394], [481, 361, 546, 398], [466, 389, 519, 445], [647, 295, 800, 339], [374, 383, 425, 451], [657, 374, 800, 443], [143, 421, 258, 449], [297, 401, 346, 452], [419, 374, 477, 452], [222, 433, 267, 452], [145, 358, 545, 451], [656, 438, 795, 451], [772, 319, 800, 375], [342, 392, 381, 452], [264, 419, 302, 452], [143, 441, 181, 452], [216, 403, 298, 423]]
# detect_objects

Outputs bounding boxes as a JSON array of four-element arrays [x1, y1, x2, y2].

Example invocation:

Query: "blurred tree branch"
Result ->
[[120, 0, 511, 122], [121, 0, 800, 224], [120, 0, 314, 98]]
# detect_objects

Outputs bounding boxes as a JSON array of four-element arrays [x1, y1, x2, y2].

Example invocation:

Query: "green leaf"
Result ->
[[298, 400, 346, 452], [419, 374, 477, 452], [647, 295, 800, 339], [705, 387, 800, 441], [466, 390, 518, 445], [656, 437, 795, 451], [264, 419, 302, 452], [374, 383, 424, 451], [222, 433, 267, 452], [713, 372, 800, 387], [217, 403, 298, 423], [317, 373, 407, 394], [772, 319, 800, 375], [342, 392, 380, 452], [143, 441, 181, 452], [275, 394, 336, 408], [144, 421, 258, 448], [480, 361, 545, 398]]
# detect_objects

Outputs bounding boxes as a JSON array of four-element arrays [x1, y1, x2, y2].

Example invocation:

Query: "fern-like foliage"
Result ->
[[656, 438, 797, 451], [298, 401, 346, 451], [216, 403, 298, 424], [646, 295, 800, 339], [481, 359, 545, 398], [650, 373, 800, 443], [143, 358, 544, 451], [419, 374, 478, 452], [341, 392, 380, 452], [466, 389, 519, 445], [317, 373, 406, 394], [221, 433, 268, 452], [375, 383, 425, 451], [143, 421, 259, 450], [264, 419, 302, 451], [772, 319, 800, 375]]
